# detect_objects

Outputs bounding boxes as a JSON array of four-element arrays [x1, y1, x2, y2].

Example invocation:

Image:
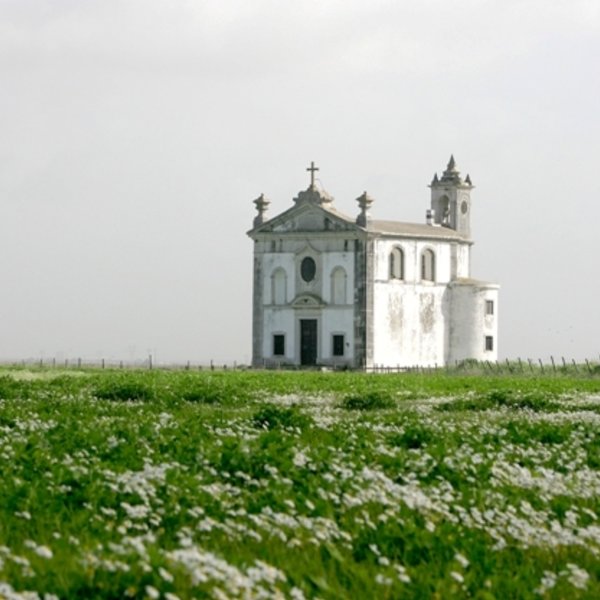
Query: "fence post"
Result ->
[[550, 356, 556, 373], [572, 359, 578, 373], [538, 358, 545, 374]]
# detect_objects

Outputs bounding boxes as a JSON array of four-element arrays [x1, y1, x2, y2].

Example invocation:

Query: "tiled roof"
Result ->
[[369, 220, 467, 240]]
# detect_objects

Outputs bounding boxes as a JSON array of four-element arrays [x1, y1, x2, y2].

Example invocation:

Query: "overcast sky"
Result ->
[[1, 0, 599, 365]]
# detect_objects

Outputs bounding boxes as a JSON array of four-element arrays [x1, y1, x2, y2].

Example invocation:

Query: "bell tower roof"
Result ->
[[440, 154, 463, 184], [428, 155, 474, 238]]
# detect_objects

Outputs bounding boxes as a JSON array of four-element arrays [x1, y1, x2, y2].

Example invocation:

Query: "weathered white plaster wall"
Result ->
[[448, 283, 499, 363], [372, 281, 448, 367], [370, 238, 468, 367], [321, 251, 354, 304], [257, 241, 356, 366], [261, 253, 296, 305], [262, 307, 295, 361], [320, 307, 355, 363], [455, 244, 471, 278], [372, 237, 469, 284]]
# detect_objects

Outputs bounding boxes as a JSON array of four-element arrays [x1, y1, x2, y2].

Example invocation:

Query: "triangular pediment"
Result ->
[[291, 293, 327, 308], [249, 201, 358, 235]]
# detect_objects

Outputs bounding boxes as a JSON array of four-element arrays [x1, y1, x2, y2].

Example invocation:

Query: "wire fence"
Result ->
[[1, 358, 245, 372], [366, 356, 600, 376], [2, 355, 599, 376]]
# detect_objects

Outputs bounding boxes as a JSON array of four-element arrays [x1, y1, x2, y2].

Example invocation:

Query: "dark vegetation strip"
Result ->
[[1, 368, 600, 406]]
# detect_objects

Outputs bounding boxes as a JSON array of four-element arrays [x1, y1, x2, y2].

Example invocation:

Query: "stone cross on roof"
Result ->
[[306, 161, 319, 189]]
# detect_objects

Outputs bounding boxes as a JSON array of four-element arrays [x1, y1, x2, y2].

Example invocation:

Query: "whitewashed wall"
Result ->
[[370, 238, 470, 367], [448, 283, 499, 363], [259, 241, 356, 366]]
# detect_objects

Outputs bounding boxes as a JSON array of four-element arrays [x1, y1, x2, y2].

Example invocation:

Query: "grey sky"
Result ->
[[1, 0, 599, 364]]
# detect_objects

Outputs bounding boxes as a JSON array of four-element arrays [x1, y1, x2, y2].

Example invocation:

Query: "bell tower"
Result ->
[[429, 155, 474, 238]]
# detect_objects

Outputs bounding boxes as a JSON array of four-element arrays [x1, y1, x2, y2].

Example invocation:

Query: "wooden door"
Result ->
[[300, 319, 318, 366]]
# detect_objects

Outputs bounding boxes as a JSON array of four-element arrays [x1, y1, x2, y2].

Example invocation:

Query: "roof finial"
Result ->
[[252, 193, 270, 227], [441, 154, 462, 184], [306, 161, 319, 189], [356, 191, 374, 227]]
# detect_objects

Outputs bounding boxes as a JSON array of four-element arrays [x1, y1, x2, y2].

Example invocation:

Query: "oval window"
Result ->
[[461, 200, 468, 214], [301, 257, 316, 282]]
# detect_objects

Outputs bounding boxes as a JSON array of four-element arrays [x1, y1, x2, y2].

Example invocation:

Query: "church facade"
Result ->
[[248, 158, 499, 369]]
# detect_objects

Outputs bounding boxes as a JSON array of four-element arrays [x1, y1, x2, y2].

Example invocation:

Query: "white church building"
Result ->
[[248, 157, 499, 369]]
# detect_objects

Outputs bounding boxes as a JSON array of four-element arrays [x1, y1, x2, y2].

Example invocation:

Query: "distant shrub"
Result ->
[[390, 426, 432, 449], [171, 374, 252, 405], [438, 389, 558, 412], [487, 390, 558, 411], [180, 387, 223, 404], [251, 404, 312, 430], [0, 376, 26, 400], [503, 420, 571, 445], [93, 378, 154, 402], [341, 391, 395, 411]]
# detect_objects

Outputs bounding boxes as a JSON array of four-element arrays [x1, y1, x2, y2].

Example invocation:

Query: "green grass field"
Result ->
[[1, 368, 599, 599]]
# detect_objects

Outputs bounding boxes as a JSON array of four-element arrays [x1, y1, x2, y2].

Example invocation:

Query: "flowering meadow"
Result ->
[[0, 368, 599, 599]]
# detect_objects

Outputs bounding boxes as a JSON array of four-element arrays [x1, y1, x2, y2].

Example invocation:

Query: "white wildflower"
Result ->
[[34, 546, 53, 560], [454, 552, 469, 568], [121, 502, 151, 520], [375, 574, 393, 585], [395, 564, 411, 584], [293, 450, 309, 468], [535, 571, 557, 595], [159, 566, 174, 583], [0, 582, 40, 600], [145, 585, 160, 599], [450, 571, 464, 583], [290, 587, 306, 600], [565, 563, 589, 590]]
